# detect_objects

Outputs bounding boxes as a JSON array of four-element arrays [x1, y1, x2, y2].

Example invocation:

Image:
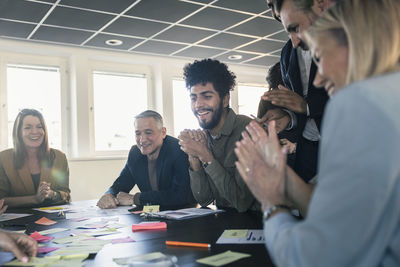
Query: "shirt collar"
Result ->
[[207, 108, 236, 139]]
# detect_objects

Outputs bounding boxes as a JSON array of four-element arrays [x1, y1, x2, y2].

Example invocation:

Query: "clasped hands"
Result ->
[[234, 121, 290, 211], [178, 129, 213, 169], [35, 181, 57, 204]]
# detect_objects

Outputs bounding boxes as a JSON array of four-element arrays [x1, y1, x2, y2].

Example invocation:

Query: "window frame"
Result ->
[[88, 60, 153, 157], [0, 52, 68, 153]]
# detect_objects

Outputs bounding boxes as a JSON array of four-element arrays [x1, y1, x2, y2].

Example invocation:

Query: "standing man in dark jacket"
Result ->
[[261, 0, 330, 181], [97, 110, 195, 209]]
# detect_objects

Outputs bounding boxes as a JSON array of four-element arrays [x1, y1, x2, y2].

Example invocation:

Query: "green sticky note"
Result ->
[[196, 250, 251, 266], [222, 229, 248, 238], [3, 256, 60, 266], [38, 228, 69, 235], [143, 205, 160, 213]]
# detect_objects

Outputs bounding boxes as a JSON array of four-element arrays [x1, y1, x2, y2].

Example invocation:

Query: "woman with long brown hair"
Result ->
[[0, 109, 70, 207]]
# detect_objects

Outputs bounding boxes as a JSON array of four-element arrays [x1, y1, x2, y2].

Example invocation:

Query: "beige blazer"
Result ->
[[0, 148, 70, 204]]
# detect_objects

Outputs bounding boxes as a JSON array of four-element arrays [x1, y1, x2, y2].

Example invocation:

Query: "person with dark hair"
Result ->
[[0, 109, 70, 208], [97, 110, 195, 209], [258, 62, 297, 158], [236, 0, 400, 265], [179, 59, 258, 213], [260, 0, 332, 182]]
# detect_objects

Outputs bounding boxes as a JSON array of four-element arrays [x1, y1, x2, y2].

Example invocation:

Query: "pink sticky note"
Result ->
[[38, 247, 59, 254], [29, 231, 54, 242], [35, 217, 57, 226], [111, 236, 135, 244], [72, 217, 89, 222], [131, 222, 167, 232], [131, 210, 143, 214]]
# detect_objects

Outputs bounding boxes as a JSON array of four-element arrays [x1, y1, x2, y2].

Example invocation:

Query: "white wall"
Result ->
[[0, 38, 267, 201], [68, 157, 141, 201]]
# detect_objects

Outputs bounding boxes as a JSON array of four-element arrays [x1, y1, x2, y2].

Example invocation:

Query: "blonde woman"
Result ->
[[235, 0, 400, 266], [0, 109, 70, 207]]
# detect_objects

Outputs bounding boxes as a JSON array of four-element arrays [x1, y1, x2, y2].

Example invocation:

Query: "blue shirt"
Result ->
[[264, 72, 400, 267]]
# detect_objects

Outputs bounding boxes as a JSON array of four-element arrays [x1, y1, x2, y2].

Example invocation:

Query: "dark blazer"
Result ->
[[106, 135, 195, 207], [280, 40, 329, 138]]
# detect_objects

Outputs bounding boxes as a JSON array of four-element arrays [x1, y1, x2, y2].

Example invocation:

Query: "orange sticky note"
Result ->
[[35, 217, 57, 225], [132, 222, 167, 232]]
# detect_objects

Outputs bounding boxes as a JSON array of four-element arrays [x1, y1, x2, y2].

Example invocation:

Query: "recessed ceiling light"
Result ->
[[105, 39, 123, 46], [228, 54, 243, 60]]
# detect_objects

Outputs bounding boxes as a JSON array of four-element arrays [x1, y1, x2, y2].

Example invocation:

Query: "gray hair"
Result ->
[[134, 110, 163, 130]]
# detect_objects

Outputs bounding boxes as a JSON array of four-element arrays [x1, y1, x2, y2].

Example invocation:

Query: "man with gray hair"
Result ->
[[97, 110, 195, 209]]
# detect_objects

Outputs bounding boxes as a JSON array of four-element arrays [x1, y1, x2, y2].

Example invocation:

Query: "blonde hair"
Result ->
[[305, 0, 400, 85]]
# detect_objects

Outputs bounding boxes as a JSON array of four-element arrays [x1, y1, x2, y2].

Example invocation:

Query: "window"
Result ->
[[237, 84, 267, 117], [6, 64, 62, 149], [93, 71, 147, 152], [172, 80, 199, 137]]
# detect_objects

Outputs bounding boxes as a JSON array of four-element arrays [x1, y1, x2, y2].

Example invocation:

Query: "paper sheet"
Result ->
[[113, 252, 168, 265], [38, 228, 69, 235], [0, 213, 31, 222], [216, 229, 265, 244], [196, 250, 251, 266]]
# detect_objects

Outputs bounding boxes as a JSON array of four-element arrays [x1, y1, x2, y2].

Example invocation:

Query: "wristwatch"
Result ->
[[202, 161, 212, 168], [263, 204, 290, 221]]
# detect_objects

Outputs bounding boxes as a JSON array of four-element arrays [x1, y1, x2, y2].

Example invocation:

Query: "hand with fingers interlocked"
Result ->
[[178, 129, 213, 171]]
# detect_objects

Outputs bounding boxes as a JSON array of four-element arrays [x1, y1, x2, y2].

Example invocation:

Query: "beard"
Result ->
[[196, 100, 224, 130]]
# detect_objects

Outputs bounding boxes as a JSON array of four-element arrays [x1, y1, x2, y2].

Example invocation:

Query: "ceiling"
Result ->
[[0, 0, 288, 68]]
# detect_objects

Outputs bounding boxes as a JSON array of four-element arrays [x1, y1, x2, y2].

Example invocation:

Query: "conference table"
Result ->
[[0, 200, 276, 266]]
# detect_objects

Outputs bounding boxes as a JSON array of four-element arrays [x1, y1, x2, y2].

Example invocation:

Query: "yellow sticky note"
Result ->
[[40, 206, 63, 210], [143, 205, 160, 213], [222, 229, 248, 238], [196, 250, 251, 266]]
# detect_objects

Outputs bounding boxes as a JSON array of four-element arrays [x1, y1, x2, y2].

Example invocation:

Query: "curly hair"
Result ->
[[183, 59, 236, 98]]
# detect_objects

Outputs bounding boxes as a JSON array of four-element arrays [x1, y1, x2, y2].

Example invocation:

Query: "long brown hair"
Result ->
[[12, 109, 52, 169]]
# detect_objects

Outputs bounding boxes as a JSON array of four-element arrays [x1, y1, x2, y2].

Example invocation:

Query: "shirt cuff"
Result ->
[[264, 212, 297, 263], [283, 109, 297, 130], [306, 104, 310, 116]]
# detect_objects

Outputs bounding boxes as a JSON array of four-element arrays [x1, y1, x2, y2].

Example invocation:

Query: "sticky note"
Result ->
[[222, 229, 248, 238], [143, 205, 160, 213], [111, 236, 135, 244], [38, 246, 59, 254], [35, 217, 57, 225], [132, 222, 167, 231], [29, 231, 54, 242], [196, 250, 251, 266], [38, 228, 69, 235]]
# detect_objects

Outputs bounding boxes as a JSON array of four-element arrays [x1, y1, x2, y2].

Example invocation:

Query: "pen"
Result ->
[[250, 114, 269, 129], [40, 207, 63, 210], [165, 241, 211, 248]]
